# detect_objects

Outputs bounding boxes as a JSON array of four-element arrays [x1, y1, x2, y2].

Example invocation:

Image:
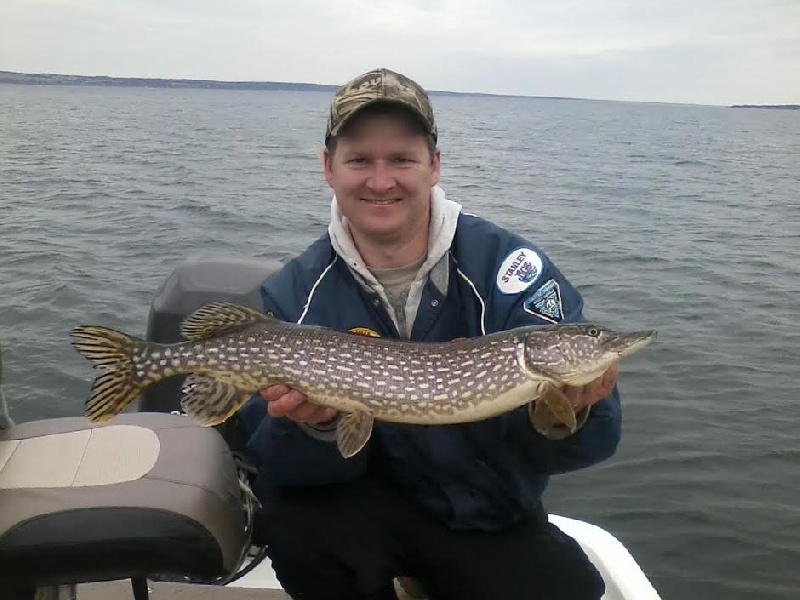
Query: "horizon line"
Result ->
[[2, 69, 798, 109], [0, 69, 709, 107]]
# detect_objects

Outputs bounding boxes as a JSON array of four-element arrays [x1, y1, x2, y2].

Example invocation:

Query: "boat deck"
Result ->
[[80, 581, 290, 599], [79, 579, 420, 599]]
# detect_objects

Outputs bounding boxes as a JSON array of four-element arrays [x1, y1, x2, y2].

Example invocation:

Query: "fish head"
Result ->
[[520, 323, 657, 386]]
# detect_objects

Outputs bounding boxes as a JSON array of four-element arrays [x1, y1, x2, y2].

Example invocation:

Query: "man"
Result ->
[[238, 68, 620, 600]]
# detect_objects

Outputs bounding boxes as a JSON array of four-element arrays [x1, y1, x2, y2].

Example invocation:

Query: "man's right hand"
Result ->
[[260, 384, 338, 425]]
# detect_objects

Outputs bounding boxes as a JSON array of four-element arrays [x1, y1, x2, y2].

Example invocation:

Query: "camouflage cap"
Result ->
[[325, 68, 438, 143]]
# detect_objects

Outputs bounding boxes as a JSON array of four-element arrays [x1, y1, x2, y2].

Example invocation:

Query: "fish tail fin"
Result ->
[[70, 326, 148, 423]]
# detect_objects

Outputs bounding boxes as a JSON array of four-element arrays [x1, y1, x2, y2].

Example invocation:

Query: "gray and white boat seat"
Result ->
[[0, 259, 283, 598], [0, 413, 247, 595]]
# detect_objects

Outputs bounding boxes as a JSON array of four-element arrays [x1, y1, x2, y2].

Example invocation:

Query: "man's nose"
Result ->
[[366, 162, 395, 192]]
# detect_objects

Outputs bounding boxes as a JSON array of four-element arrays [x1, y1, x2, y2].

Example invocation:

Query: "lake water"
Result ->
[[1, 83, 798, 599]]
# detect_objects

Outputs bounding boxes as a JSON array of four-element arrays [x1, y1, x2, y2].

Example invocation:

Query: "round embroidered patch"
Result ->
[[496, 248, 544, 294]]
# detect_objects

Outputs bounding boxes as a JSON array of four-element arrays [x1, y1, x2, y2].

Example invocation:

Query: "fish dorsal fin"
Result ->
[[180, 302, 274, 341]]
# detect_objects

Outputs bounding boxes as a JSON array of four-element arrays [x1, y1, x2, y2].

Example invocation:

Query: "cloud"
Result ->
[[0, 0, 798, 104]]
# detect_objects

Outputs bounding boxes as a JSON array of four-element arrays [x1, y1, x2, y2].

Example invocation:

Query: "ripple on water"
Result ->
[[1, 86, 799, 600]]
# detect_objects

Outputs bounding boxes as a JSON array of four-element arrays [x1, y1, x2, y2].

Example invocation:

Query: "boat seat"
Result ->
[[0, 412, 246, 588]]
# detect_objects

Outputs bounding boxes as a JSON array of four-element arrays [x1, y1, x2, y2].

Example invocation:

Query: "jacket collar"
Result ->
[[327, 185, 462, 334]]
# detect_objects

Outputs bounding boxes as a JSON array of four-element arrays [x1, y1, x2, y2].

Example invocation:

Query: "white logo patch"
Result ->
[[496, 248, 544, 294]]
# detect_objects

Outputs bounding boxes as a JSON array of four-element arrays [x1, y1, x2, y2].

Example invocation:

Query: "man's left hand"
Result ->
[[562, 364, 619, 413]]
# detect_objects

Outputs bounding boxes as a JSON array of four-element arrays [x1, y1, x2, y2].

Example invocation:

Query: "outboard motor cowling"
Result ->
[[138, 257, 281, 419]]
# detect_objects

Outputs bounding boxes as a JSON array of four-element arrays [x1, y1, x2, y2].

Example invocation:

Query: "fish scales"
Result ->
[[132, 323, 533, 420], [70, 301, 657, 458]]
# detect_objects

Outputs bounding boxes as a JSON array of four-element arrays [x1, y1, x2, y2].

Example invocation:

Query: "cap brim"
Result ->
[[327, 97, 434, 139]]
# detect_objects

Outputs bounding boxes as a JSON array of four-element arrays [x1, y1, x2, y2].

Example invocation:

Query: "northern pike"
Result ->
[[70, 302, 657, 458]]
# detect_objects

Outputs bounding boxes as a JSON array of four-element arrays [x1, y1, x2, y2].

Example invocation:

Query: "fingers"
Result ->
[[562, 385, 582, 406], [603, 364, 620, 391], [293, 402, 337, 424], [259, 385, 285, 403], [264, 387, 305, 415], [563, 365, 620, 412], [260, 385, 337, 424], [591, 364, 618, 402]]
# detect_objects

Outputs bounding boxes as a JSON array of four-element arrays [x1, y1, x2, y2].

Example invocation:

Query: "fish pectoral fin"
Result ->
[[534, 381, 577, 434], [531, 398, 560, 434], [180, 374, 252, 426], [336, 410, 374, 459], [180, 302, 275, 341]]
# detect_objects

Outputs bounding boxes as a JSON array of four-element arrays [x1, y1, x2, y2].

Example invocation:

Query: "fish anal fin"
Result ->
[[180, 374, 253, 426], [336, 411, 374, 458], [535, 381, 577, 434], [180, 302, 274, 341]]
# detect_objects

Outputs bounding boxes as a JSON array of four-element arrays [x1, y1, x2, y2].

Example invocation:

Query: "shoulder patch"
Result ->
[[496, 248, 544, 295], [523, 279, 563, 323]]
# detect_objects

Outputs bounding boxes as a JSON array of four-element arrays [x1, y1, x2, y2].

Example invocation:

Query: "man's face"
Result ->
[[323, 110, 441, 247]]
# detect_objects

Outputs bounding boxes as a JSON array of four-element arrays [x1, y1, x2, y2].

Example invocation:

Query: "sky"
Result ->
[[1, 0, 798, 106]]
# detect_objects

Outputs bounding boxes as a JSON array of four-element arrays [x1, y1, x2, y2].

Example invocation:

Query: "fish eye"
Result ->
[[587, 327, 600, 337]]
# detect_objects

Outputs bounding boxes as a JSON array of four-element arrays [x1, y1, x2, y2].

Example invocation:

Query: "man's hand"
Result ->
[[260, 384, 338, 425], [562, 364, 619, 413]]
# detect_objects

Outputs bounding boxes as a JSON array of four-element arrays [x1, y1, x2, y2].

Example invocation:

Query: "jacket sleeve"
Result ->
[[497, 251, 622, 475], [234, 282, 369, 487]]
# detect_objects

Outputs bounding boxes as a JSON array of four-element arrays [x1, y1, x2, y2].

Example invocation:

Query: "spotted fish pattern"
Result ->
[[70, 302, 657, 458]]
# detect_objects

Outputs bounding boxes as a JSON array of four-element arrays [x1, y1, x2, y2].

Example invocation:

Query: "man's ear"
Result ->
[[323, 147, 334, 188], [430, 148, 442, 187]]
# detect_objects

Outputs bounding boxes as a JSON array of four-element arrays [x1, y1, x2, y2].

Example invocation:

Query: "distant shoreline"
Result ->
[[0, 69, 533, 100], [0, 69, 341, 93], [730, 104, 800, 110], [1, 70, 798, 109]]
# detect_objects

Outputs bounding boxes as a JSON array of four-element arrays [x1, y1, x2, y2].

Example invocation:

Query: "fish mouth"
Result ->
[[614, 330, 658, 357]]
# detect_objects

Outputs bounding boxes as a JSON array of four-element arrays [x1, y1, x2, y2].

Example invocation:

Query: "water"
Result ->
[[1, 84, 799, 599]]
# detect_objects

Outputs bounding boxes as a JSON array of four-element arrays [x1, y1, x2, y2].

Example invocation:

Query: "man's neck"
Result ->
[[348, 202, 432, 269], [351, 227, 430, 270]]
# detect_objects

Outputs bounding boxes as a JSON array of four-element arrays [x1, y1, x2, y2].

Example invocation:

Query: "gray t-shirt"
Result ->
[[369, 254, 426, 338]]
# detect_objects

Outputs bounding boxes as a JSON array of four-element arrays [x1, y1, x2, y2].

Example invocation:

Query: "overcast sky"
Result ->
[[1, 0, 798, 105]]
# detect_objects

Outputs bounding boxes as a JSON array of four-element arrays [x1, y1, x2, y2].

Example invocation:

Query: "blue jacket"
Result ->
[[239, 212, 621, 532]]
